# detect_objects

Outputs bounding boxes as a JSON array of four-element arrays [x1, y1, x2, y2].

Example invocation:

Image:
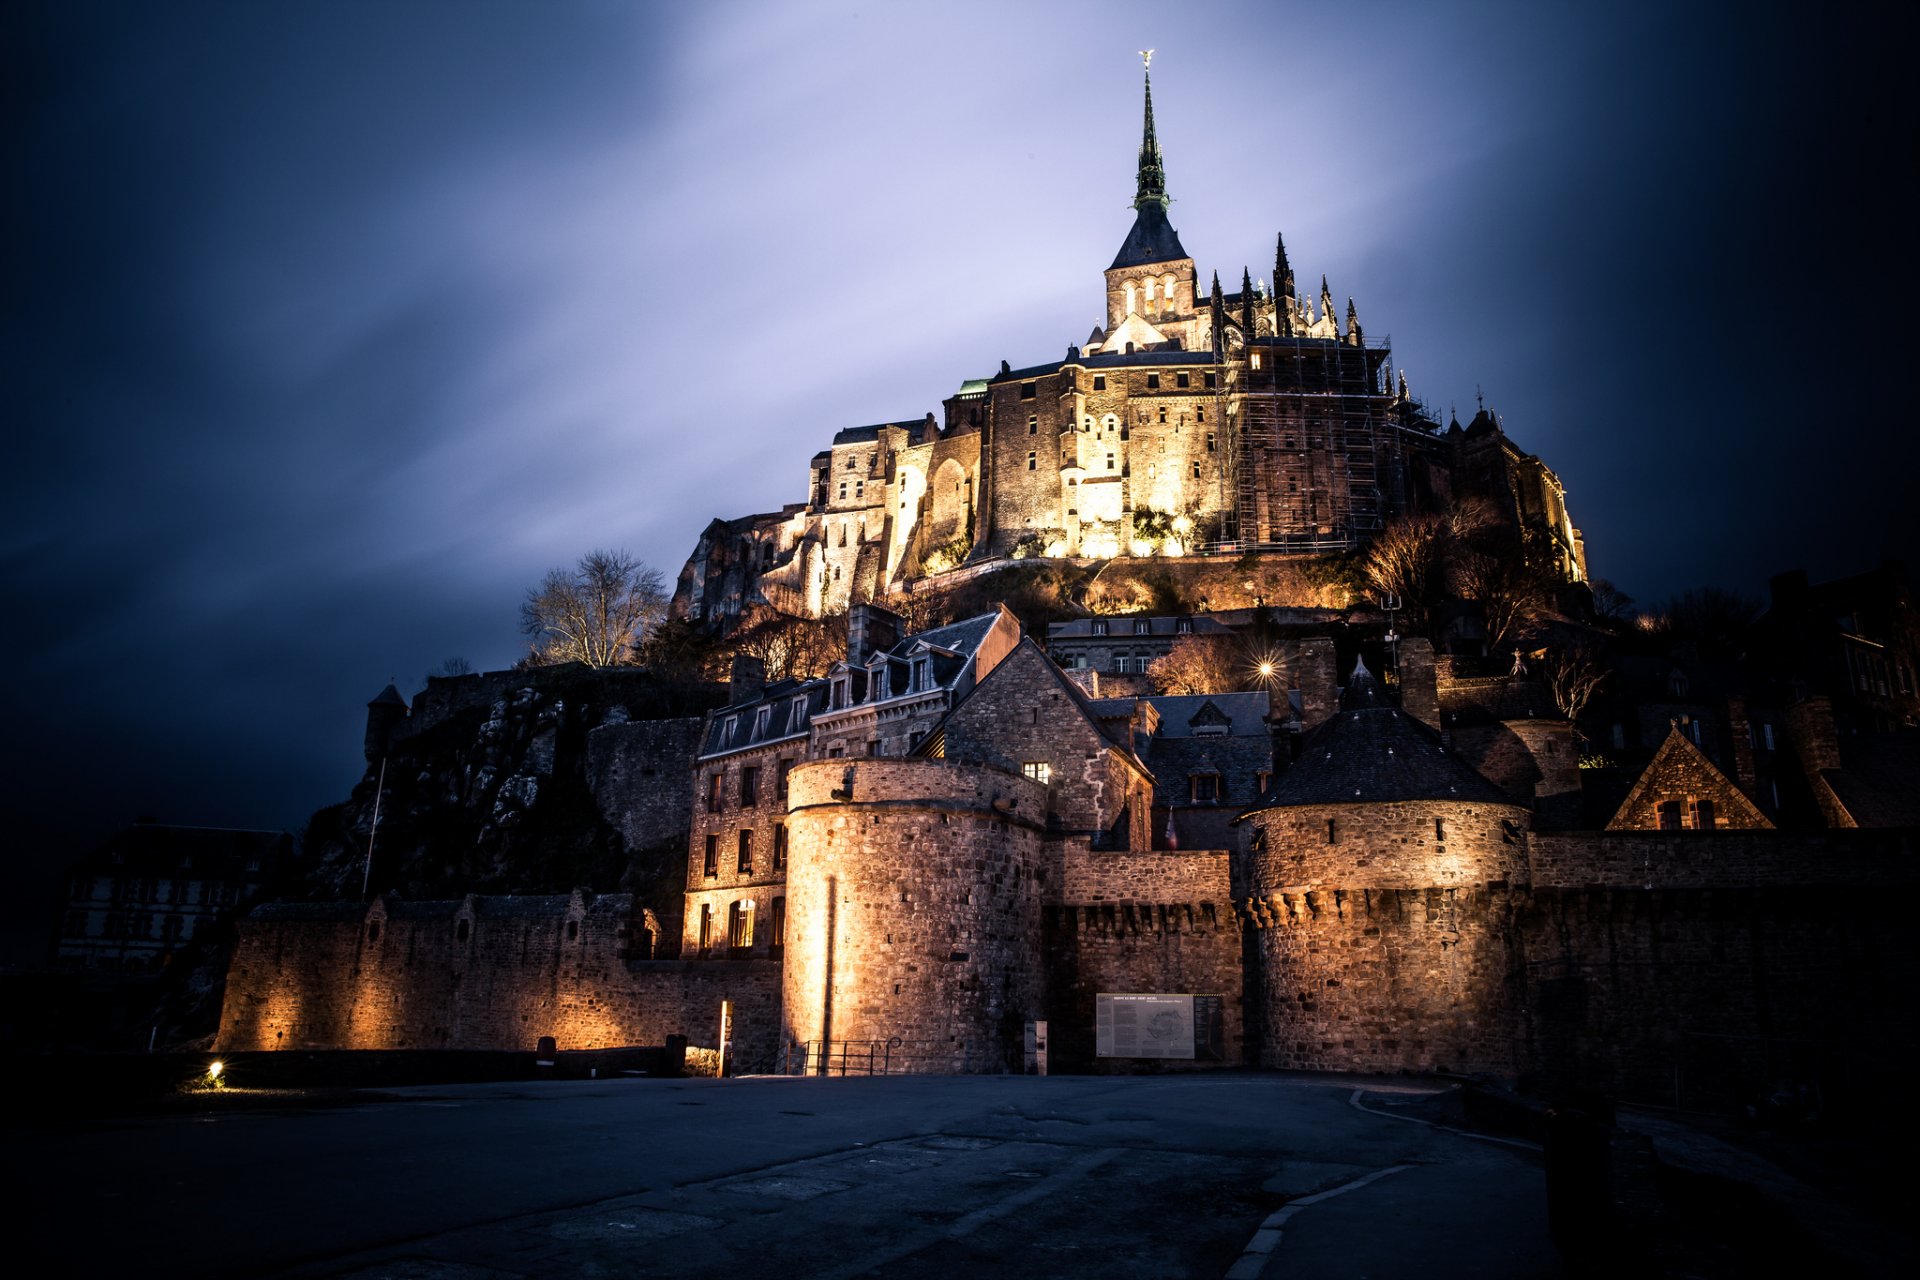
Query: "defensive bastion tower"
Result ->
[[1238, 659, 1532, 1077]]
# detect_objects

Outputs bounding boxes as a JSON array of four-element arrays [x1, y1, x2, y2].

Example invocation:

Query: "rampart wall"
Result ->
[[216, 893, 779, 1066]]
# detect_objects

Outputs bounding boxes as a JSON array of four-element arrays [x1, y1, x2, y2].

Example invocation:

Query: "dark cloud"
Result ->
[[2, 1, 1912, 943]]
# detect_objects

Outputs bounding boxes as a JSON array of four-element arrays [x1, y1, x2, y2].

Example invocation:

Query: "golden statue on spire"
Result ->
[[1140, 49, 1154, 69]]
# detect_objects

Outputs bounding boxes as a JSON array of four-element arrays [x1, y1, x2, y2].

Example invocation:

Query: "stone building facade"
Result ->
[[672, 65, 1584, 625], [58, 823, 288, 972]]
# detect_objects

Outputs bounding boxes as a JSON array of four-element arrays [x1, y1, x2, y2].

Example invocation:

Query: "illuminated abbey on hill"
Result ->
[[674, 59, 1585, 624]]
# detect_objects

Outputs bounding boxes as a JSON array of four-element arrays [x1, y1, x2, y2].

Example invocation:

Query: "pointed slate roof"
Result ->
[[1238, 661, 1513, 814], [1111, 201, 1189, 271]]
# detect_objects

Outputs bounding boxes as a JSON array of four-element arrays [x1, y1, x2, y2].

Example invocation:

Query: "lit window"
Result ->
[[728, 900, 752, 949], [1251, 353, 1262, 370], [1023, 761, 1052, 785], [1028, 451, 1038, 470], [698, 904, 712, 950]]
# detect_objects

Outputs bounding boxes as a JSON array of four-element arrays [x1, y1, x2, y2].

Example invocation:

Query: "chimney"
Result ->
[[1724, 695, 1759, 794], [1295, 637, 1339, 729], [728, 653, 767, 705], [847, 602, 904, 668], [1784, 695, 1842, 773], [1396, 637, 1441, 729]]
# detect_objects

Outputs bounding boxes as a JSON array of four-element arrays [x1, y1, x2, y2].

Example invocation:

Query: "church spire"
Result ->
[[1241, 267, 1256, 335], [1134, 51, 1168, 212]]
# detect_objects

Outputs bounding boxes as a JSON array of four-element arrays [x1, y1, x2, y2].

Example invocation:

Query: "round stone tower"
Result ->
[[1239, 660, 1530, 1076], [782, 758, 1048, 1074]]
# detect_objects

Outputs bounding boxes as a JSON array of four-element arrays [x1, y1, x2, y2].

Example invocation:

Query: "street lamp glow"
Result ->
[[207, 1060, 224, 1083]]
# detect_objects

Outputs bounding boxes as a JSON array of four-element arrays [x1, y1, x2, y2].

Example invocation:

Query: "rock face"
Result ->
[[307, 665, 719, 911]]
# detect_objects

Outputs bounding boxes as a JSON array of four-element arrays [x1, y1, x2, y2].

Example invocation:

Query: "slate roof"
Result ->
[[1144, 692, 1272, 738], [1823, 732, 1920, 827], [831, 417, 927, 446], [1109, 201, 1189, 270], [1240, 667, 1512, 814], [1049, 615, 1233, 641]]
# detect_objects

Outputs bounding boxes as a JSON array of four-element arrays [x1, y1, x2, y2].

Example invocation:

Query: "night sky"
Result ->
[[4, 2, 1913, 931]]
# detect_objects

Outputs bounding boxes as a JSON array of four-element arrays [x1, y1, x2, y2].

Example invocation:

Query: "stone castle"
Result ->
[[215, 67, 1918, 1104], [673, 63, 1584, 625]]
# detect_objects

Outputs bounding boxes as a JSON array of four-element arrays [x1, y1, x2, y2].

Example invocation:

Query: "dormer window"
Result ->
[[1092, 620, 1109, 636], [1176, 618, 1193, 634], [1133, 619, 1149, 635], [1190, 773, 1220, 803], [754, 707, 771, 739], [1668, 671, 1689, 698]]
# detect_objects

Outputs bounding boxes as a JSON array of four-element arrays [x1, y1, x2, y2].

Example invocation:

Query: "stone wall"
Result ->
[[1518, 886, 1918, 1105], [781, 759, 1048, 1073], [1057, 840, 1231, 904], [585, 716, 704, 858], [1249, 800, 1529, 893], [1043, 901, 1244, 1072], [216, 893, 781, 1066], [1527, 829, 1917, 889], [1247, 885, 1526, 1076]]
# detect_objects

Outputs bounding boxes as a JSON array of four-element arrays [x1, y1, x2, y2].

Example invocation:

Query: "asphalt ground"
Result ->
[[15, 1072, 1561, 1279]]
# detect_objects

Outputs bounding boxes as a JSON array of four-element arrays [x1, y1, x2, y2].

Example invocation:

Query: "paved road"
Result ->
[[15, 1073, 1560, 1278]]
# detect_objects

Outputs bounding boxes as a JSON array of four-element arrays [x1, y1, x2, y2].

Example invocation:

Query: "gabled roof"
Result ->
[[922, 637, 1153, 780], [1605, 724, 1774, 830]]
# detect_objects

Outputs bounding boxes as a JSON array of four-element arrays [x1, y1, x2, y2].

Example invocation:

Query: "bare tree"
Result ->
[[1147, 632, 1249, 695], [521, 549, 667, 668], [1362, 513, 1449, 621], [722, 606, 845, 683], [1451, 548, 1551, 652], [1540, 642, 1609, 732], [1588, 578, 1633, 623]]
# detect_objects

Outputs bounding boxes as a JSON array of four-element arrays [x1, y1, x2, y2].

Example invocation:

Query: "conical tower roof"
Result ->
[[1240, 658, 1514, 812]]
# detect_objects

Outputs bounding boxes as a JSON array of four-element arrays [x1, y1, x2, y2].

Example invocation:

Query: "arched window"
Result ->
[[456, 918, 470, 942], [1144, 277, 1156, 304], [1164, 274, 1176, 306], [1124, 282, 1136, 314]]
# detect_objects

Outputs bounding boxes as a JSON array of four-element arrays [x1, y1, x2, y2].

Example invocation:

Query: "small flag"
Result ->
[[1164, 807, 1178, 850]]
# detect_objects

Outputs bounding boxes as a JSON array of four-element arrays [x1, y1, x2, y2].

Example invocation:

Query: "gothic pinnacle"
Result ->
[[1346, 297, 1363, 346], [1241, 267, 1255, 334]]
